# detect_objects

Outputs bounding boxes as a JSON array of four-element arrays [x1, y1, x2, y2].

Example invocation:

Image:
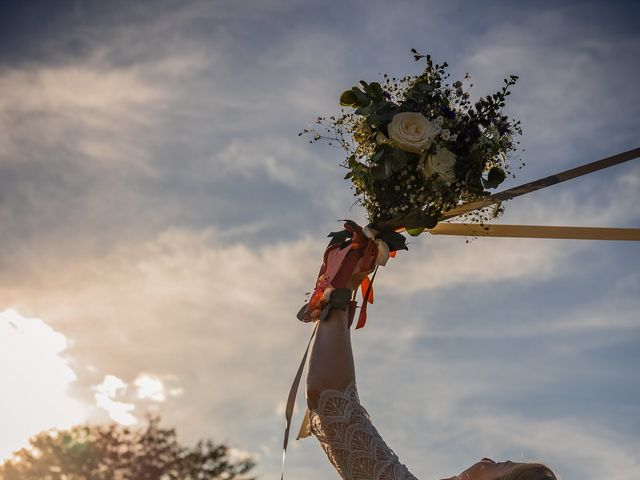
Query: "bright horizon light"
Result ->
[[0, 309, 88, 461], [0, 308, 176, 462]]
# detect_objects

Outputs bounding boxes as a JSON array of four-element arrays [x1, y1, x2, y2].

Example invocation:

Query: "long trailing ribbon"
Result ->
[[440, 147, 640, 221], [281, 322, 318, 480], [428, 223, 640, 241], [281, 302, 358, 479]]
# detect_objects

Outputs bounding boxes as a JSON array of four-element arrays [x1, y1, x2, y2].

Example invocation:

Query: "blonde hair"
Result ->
[[500, 463, 556, 480]]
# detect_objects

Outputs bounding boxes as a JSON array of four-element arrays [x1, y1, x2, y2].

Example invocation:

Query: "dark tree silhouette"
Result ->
[[0, 416, 255, 480]]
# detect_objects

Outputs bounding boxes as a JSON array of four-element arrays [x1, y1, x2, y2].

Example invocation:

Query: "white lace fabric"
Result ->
[[304, 382, 419, 480]]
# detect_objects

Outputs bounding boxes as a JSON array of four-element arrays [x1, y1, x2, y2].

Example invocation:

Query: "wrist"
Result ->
[[298, 220, 400, 327]]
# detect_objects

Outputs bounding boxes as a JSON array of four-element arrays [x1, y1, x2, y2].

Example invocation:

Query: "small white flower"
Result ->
[[440, 129, 451, 141]]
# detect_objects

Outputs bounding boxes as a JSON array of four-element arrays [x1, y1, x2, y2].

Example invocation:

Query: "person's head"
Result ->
[[441, 458, 557, 480]]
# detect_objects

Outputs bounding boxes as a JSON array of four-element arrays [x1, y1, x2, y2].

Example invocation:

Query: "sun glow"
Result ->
[[0, 309, 87, 461]]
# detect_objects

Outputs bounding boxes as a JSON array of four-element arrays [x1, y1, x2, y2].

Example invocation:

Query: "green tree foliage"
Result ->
[[0, 416, 255, 480]]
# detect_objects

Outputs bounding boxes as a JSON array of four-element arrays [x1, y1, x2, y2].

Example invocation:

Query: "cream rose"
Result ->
[[420, 148, 458, 182], [386, 112, 439, 154]]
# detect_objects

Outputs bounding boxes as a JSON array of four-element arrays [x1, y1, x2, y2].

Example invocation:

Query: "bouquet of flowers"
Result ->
[[303, 49, 522, 235]]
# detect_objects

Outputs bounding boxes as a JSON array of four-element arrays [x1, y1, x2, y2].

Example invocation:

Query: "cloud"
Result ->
[[0, 309, 87, 460], [0, 64, 166, 172], [0, 56, 180, 268], [462, 7, 640, 167], [212, 135, 334, 189], [377, 235, 561, 295], [93, 375, 136, 425], [0, 227, 325, 456], [135, 374, 167, 402], [0, 0, 360, 266], [460, 412, 640, 480]]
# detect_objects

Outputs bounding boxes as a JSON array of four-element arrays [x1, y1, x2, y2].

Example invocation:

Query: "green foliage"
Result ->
[[406, 227, 425, 237], [0, 416, 255, 480], [339, 89, 358, 106], [484, 166, 507, 189]]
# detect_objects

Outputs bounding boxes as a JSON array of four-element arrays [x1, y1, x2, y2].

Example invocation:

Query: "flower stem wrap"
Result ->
[[297, 220, 406, 328]]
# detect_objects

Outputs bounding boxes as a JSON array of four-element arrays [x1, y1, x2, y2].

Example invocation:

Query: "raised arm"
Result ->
[[301, 222, 558, 480], [302, 224, 418, 480], [306, 307, 355, 409]]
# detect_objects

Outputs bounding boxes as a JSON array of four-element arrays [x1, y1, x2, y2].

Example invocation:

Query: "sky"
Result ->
[[0, 0, 639, 479]]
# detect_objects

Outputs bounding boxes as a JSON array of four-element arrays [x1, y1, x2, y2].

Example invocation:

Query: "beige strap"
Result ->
[[281, 323, 318, 480], [440, 147, 640, 221], [428, 223, 640, 241]]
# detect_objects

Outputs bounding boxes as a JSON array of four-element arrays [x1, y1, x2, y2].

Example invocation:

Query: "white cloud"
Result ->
[[95, 374, 127, 398], [377, 234, 560, 295], [0, 65, 165, 174], [0, 309, 87, 461], [0, 227, 325, 449], [212, 136, 334, 189], [134, 374, 167, 402], [93, 374, 136, 426]]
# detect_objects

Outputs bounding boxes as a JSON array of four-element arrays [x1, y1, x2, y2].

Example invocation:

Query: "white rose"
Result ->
[[420, 148, 458, 182], [386, 112, 439, 154]]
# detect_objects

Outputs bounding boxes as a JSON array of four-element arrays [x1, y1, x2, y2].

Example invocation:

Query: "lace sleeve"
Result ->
[[305, 383, 419, 480]]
